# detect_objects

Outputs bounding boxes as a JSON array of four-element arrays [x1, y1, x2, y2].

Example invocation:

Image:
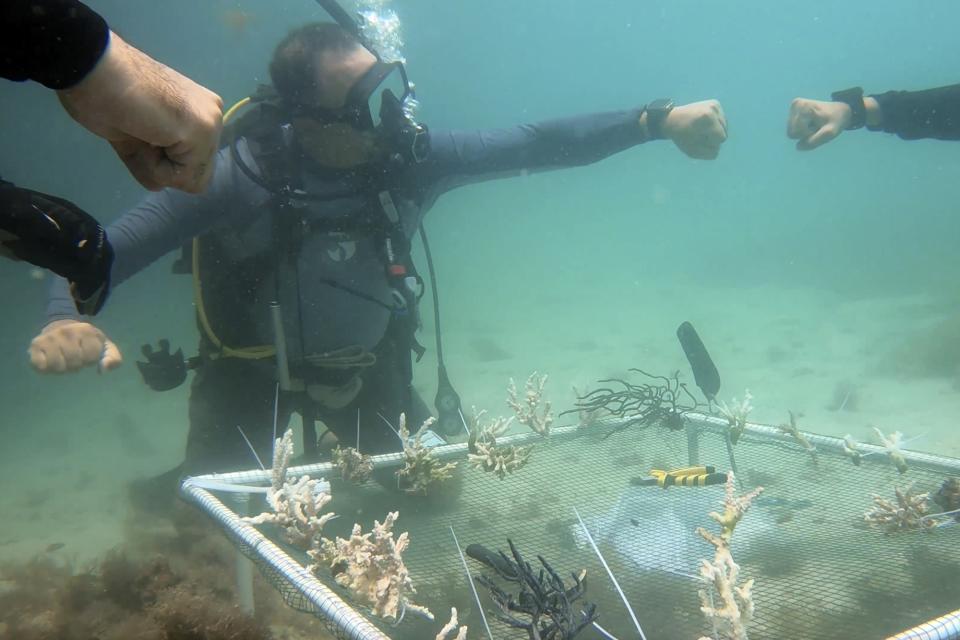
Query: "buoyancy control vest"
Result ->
[[188, 88, 427, 380]]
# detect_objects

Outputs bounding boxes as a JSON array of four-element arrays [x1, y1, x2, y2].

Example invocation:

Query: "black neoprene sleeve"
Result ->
[[869, 84, 960, 141], [0, 0, 110, 90]]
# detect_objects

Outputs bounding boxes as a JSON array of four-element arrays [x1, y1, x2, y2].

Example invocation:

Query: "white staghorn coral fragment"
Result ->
[[468, 412, 532, 479], [696, 471, 761, 640], [777, 411, 818, 466], [396, 413, 458, 494], [696, 527, 754, 640], [332, 445, 374, 484], [507, 372, 554, 436], [873, 427, 909, 474], [708, 472, 764, 542], [314, 511, 432, 623], [717, 390, 753, 444], [243, 429, 336, 548], [269, 428, 294, 492], [842, 434, 863, 466], [864, 483, 935, 533], [436, 607, 468, 640]]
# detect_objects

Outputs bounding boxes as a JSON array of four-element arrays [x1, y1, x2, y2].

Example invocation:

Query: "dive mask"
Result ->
[[301, 60, 430, 166]]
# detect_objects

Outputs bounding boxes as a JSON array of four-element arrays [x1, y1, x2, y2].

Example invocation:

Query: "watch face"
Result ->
[[649, 98, 674, 112]]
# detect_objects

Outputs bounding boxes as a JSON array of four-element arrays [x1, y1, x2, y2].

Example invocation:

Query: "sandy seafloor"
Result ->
[[2, 161, 960, 637], [2, 272, 959, 569]]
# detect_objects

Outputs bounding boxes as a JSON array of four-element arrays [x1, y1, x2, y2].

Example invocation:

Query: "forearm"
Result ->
[[40, 144, 260, 324], [46, 276, 79, 322], [423, 109, 647, 188], [0, 0, 109, 89], [41, 200, 193, 324], [511, 109, 649, 168], [867, 84, 960, 140]]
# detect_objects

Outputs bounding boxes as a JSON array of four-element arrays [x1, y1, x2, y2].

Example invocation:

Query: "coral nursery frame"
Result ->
[[181, 412, 960, 640]]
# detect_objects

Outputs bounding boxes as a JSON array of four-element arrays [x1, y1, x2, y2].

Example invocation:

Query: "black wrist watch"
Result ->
[[645, 98, 675, 140], [830, 86, 867, 130]]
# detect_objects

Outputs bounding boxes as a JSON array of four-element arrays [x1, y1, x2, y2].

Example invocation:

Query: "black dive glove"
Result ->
[[0, 179, 113, 315], [136, 339, 188, 391]]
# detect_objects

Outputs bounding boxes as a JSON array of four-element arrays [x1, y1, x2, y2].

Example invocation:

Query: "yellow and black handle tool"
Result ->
[[631, 466, 728, 488]]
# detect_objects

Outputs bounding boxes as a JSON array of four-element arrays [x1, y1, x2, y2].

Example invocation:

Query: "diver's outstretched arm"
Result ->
[[422, 99, 726, 193], [787, 83, 960, 150], [30, 143, 256, 375]]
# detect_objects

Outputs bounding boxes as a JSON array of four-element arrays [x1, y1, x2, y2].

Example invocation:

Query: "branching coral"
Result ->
[[708, 471, 764, 542], [313, 511, 432, 623], [241, 429, 436, 626], [436, 607, 468, 640], [243, 429, 336, 549], [696, 527, 755, 640], [508, 372, 554, 436], [396, 413, 457, 495], [717, 390, 753, 444], [468, 410, 532, 480], [842, 434, 863, 466], [864, 484, 935, 533], [332, 445, 374, 484], [777, 411, 818, 467], [696, 472, 762, 640], [873, 427, 909, 474]]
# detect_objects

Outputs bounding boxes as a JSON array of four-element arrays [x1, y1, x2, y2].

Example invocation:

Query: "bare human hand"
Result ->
[[786, 98, 852, 151], [662, 100, 728, 160], [56, 32, 223, 193], [29, 319, 122, 374]]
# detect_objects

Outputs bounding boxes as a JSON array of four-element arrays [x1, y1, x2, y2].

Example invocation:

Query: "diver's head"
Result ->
[[270, 22, 429, 169], [270, 22, 375, 110]]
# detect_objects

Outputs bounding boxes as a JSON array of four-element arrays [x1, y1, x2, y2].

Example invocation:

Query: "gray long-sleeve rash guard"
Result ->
[[46, 109, 647, 353]]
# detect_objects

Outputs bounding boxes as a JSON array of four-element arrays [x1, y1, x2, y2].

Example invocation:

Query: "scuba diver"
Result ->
[[28, 18, 728, 488]]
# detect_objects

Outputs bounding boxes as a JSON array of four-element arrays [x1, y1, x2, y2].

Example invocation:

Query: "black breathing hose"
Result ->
[[418, 224, 464, 436]]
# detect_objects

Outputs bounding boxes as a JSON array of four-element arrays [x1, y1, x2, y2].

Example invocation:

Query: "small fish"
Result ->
[[45, 542, 65, 552], [630, 518, 640, 527], [219, 9, 256, 34]]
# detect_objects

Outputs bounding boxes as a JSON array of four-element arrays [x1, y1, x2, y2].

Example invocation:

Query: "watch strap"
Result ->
[[830, 86, 867, 130], [645, 98, 674, 140]]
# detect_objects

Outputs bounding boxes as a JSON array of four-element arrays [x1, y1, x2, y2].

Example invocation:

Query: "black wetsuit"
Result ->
[[1, 0, 112, 314], [869, 84, 960, 140]]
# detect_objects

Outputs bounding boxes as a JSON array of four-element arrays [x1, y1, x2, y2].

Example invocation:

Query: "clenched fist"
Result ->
[[661, 100, 728, 160], [29, 319, 122, 374], [786, 98, 853, 150], [57, 32, 223, 193]]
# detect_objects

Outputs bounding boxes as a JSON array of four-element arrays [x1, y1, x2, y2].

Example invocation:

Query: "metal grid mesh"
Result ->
[[187, 415, 960, 639]]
